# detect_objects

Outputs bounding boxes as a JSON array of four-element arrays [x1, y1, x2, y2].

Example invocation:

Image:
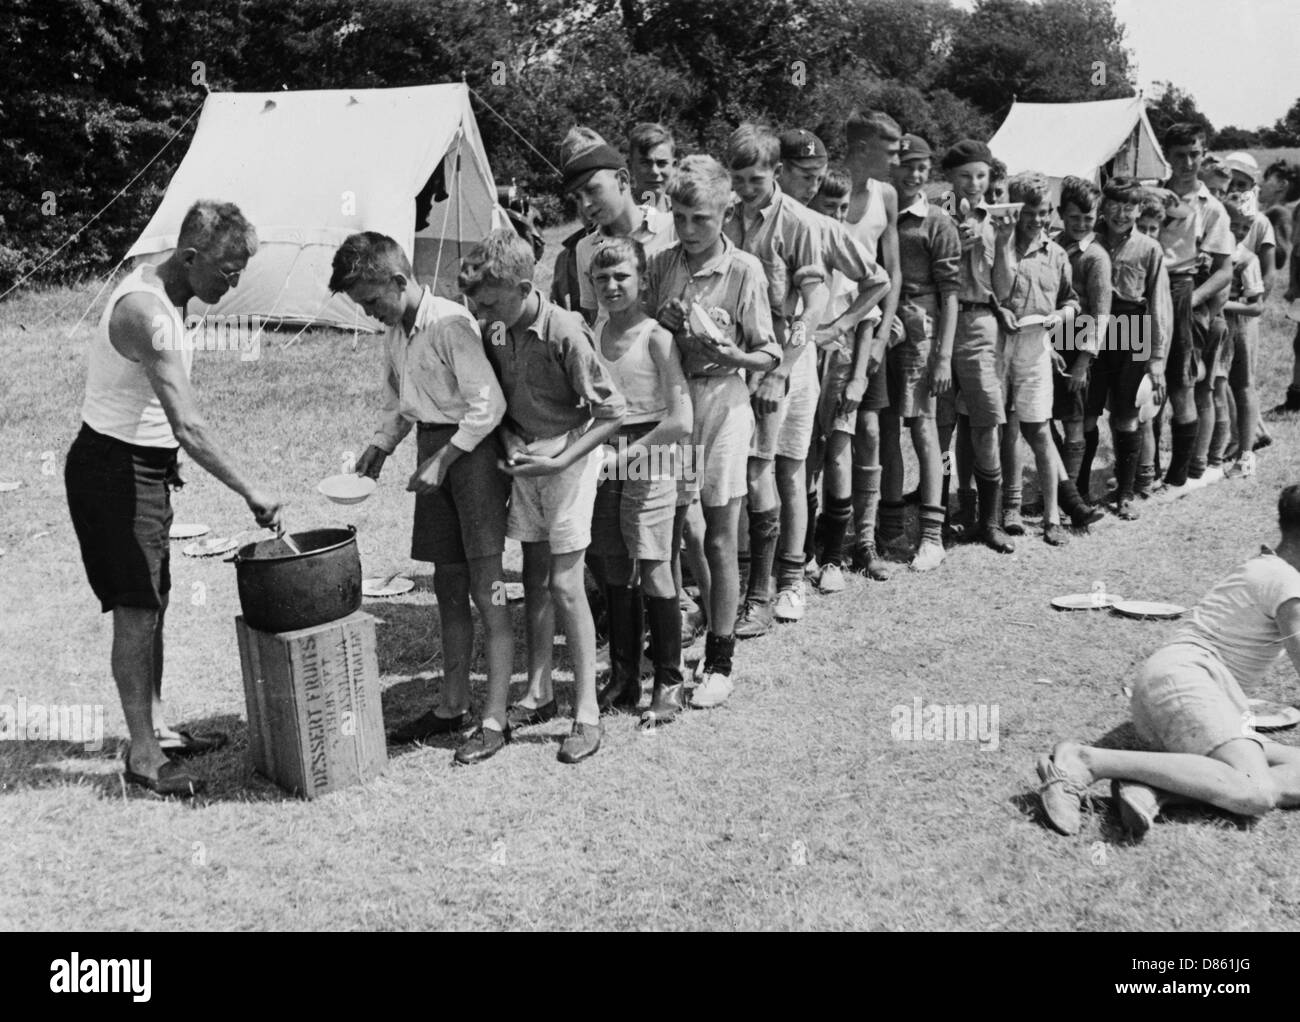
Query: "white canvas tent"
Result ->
[[988, 97, 1170, 188], [128, 84, 507, 328]]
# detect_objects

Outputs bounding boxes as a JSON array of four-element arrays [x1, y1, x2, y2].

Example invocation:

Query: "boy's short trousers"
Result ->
[[997, 324, 1054, 424], [1227, 316, 1258, 391], [885, 294, 939, 420], [1051, 349, 1089, 423], [591, 422, 677, 562], [817, 348, 855, 436], [1200, 314, 1227, 386], [1086, 347, 1147, 421], [507, 429, 604, 554], [752, 343, 818, 460], [411, 425, 509, 565], [65, 423, 177, 613], [1130, 641, 1263, 757], [690, 373, 753, 508], [952, 307, 1004, 428], [1165, 274, 1214, 389]]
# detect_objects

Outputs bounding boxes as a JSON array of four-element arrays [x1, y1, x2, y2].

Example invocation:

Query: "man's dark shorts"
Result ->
[[65, 423, 178, 613], [411, 425, 509, 566], [1166, 274, 1220, 389]]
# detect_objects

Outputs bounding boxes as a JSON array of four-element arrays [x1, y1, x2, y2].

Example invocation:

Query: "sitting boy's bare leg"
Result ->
[[1050, 738, 1277, 818]]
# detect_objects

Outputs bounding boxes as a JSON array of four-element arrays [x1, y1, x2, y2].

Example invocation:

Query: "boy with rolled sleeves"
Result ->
[[937, 138, 1015, 554], [879, 133, 957, 570], [334, 233, 515, 760], [1156, 122, 1235, 495], [723, 124, 829, 634], [992, 172, 1079, 546], [646, 155, 781, 708], [1090, 178, 1169, 519], [459, 229, 626, 764]]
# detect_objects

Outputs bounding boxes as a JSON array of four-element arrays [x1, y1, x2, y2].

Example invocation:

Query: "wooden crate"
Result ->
[[236, 611, 387, 798]]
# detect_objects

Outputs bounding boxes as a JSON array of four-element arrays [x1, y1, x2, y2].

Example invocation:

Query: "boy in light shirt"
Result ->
[[335, 232, 514, 763]]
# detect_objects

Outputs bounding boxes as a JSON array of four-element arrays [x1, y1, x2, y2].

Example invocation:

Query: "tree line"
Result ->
[[0, 0, 1229, 293]]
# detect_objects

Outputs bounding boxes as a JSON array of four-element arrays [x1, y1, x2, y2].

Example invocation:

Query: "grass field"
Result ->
[[4, 224, 1300, 931]]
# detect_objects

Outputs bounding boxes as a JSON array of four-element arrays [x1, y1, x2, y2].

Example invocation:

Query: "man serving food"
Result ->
[[65, 201, 284, 796]]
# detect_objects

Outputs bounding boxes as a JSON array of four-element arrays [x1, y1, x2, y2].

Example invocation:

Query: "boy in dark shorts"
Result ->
[[336, 232, 515, 763]]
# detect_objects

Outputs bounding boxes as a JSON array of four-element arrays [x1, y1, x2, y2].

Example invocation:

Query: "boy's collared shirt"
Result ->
[[1095, 223, 1169, 363], [644, 236, 779, 378], [896, 191, 961, 298], [939, 196, 996, 303], [1056, 232, 1112, 355], [372, 287, 506, 456], [484, 295, 625, 442], [1159, 179, 1234, 275], [1241, 211, 1276, 257], [1006, 230, 1079, 319], [724, 181, 826, 321], [576, 204, 676, 311]]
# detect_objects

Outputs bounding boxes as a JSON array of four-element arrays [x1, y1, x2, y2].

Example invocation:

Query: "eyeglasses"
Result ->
[[192, 249, 243, 286]]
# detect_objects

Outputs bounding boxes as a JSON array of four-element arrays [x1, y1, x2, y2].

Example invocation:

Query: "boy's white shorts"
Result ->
[[689, 374, 753, 508], [752, 342, 819, 461], [507, 429, 603, 554], [997, 325, 1054, 425]]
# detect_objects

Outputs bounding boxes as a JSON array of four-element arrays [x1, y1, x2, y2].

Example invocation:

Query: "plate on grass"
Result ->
[[183, 536, 239, 558], [169, 522, 210, 540], [1052, 592, 1123, 611], [1249, 699, 1300, 730], [0, 480, 21, 492], [362, 575, 415, 598], [318, 474, 376, 505], [1112, 600, 1186, 620]]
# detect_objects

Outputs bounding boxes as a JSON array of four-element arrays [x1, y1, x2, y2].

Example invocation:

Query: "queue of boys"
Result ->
[[342, 113, 1279, 767]]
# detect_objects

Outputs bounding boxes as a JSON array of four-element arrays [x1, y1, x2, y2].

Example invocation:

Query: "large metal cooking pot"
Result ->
[[232, 526, 362, 633]]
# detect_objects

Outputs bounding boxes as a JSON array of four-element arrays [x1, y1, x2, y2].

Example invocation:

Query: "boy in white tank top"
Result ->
[[588, 237, 693, 725], [65, 200, 284, 796]]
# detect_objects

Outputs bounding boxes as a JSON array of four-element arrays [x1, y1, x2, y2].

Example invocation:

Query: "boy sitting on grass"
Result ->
[[1038, 485, 1300, 840], [459, 229, 627, 764], [646, 155, 781, 708], [336, 233, 514, 763], [991, 172, 1080, 547]]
